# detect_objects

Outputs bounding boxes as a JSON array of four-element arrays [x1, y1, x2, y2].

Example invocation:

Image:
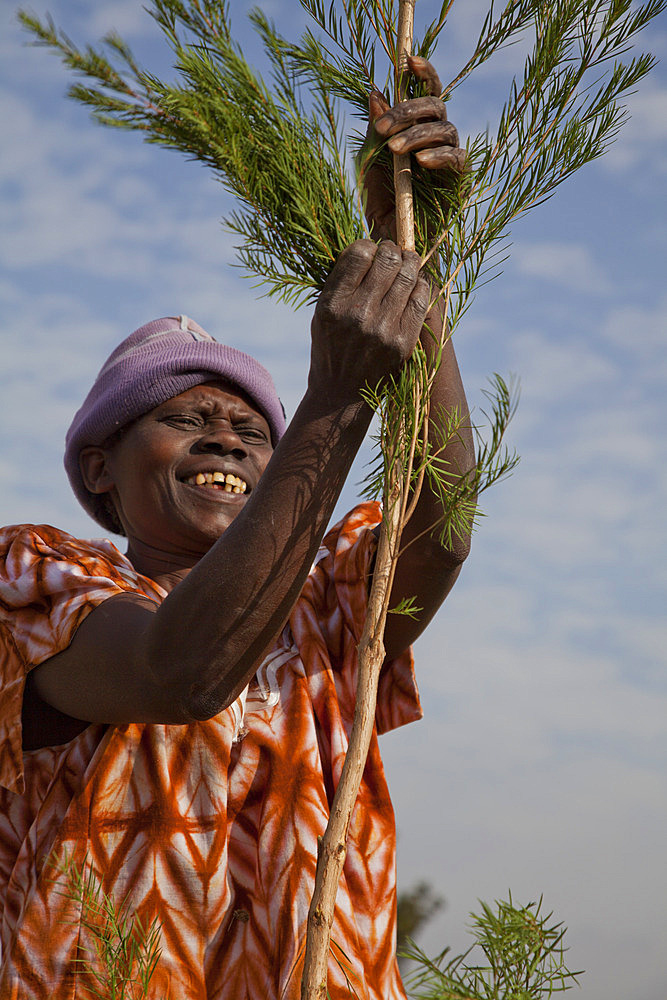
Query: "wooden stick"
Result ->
[[394, 0, 416, 250], [300, 4, 417, 997]]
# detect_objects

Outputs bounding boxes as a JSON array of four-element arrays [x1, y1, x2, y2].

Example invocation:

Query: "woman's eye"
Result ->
[[236, 426, 268, 443], [164, 414, 202, 428]]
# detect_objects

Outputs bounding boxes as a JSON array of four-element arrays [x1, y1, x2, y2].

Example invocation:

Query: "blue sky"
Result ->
[[1, 2, 666, 997]]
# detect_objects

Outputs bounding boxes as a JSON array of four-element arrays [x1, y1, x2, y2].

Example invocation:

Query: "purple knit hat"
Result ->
[[65, 315, 286, 532]]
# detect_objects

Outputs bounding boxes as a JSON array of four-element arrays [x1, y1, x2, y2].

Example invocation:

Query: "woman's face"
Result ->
[[90, 381, 274, 568]]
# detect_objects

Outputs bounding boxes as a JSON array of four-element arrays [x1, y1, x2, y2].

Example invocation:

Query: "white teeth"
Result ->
[[185, 472, 247, 493]]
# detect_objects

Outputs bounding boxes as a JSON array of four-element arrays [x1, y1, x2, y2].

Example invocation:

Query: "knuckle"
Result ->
[[412, 273, 429, 301], [341, 239, 376, 264], [415, 96, 448, 121], [391, 122, 453, 154], [373, 111, 394, 137], [347, 302, 371, 334], [324, 240, 377, 294], [416, 146, 466, 171], [375, 240, 402, 265], [377, 96, 449, 139], [315, 287, 336, 317], [396, 257, 421, 287], [411, 289, 430, 317], [442, 122, 458, 145]]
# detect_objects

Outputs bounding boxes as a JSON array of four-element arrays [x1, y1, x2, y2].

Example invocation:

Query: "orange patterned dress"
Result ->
[[0, 504, 422, 1000]]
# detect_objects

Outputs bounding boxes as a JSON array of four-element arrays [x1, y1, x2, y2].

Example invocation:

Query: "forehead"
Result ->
[[156, 381, 268, 420]]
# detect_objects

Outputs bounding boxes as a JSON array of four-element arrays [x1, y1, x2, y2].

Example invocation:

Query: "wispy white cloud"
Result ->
[[601, 295, 667, 380], [84, 0, 163, 38], [0, 87, 228, 275], [512, 242, 612, 294], [601, 80, 667, 176]]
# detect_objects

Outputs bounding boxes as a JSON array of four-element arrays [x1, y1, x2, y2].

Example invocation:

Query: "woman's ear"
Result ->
[[79, 447, 115, 495]]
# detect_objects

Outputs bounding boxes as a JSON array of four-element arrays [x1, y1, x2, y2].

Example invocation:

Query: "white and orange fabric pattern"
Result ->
[[0, 503, 422, 1000]]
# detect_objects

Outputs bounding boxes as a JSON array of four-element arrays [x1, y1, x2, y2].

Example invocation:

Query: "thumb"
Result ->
[[368, 89, 391, 125], [406, 55, 443, 97]]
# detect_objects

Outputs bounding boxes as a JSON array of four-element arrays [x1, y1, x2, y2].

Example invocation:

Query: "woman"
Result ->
[[0, 79, 473, 999]]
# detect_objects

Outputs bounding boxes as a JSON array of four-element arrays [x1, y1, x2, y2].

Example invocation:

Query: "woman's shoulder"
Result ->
[[0, 523, 163, 603], [0, 522, 130, 575]]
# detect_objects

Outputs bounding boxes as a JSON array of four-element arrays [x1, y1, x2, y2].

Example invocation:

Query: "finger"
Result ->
[[390, 270, 430, 359], [323, 240, 378, 297], [374, 96, 448, 138], [404, 274, 431, 330], [387, 121, 459, 156], [369, 89, 391, 125], [358, 240, 408, 306], [380, 249, 423, 313], [415, 146, 468, 172], [406, 55, 442, 97]]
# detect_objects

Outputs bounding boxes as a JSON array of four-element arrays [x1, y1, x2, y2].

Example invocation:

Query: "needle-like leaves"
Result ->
[[403, 895, 582, 999]]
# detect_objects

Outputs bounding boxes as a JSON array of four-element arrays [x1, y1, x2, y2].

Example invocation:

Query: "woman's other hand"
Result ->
[[361, 56, 467, 242]]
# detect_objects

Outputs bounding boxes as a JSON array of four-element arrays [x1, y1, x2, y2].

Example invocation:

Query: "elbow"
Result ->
[[446, 527, 472, 566], [181, 685, 233, 723], [412, 528, 471, 583], [428, 512, 472, 568], [179, 669, 250, 723], [142, 640, 231, 724], [445, 483, 476, 566]]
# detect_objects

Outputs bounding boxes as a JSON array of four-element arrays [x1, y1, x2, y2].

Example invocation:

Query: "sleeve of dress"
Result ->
[[0, 524, 163, 794], [322, 502, 423, 735]]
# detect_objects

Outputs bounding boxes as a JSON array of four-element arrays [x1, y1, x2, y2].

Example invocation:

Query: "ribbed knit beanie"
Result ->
[[65, 315, 286, 533]]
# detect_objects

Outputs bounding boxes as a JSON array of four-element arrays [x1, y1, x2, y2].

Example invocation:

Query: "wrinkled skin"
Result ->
[[309, 239, 428, 404]]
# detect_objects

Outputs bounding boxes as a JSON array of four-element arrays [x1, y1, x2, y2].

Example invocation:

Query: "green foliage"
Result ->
[[360, 367, 519, 548], [433, 0, 667, 324], [403, 895, 582, 999], [49, 854, 164, 1000], [389, 595, 425, 618]]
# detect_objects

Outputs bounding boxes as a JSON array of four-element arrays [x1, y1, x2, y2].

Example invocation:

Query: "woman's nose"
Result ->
[[195, 424, 247, 457]]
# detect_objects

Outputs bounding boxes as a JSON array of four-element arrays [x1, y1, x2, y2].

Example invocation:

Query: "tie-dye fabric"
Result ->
[[0, 504, 422, 999]]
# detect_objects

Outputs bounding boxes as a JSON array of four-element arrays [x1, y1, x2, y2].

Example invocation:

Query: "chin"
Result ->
[[185, 515, 235, 550]]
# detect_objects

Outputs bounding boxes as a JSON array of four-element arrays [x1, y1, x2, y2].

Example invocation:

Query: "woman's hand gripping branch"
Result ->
[[361, 55, 468, 243]]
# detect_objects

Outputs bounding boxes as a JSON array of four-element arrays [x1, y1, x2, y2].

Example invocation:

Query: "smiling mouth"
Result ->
[[183, 471, 248, 494]]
